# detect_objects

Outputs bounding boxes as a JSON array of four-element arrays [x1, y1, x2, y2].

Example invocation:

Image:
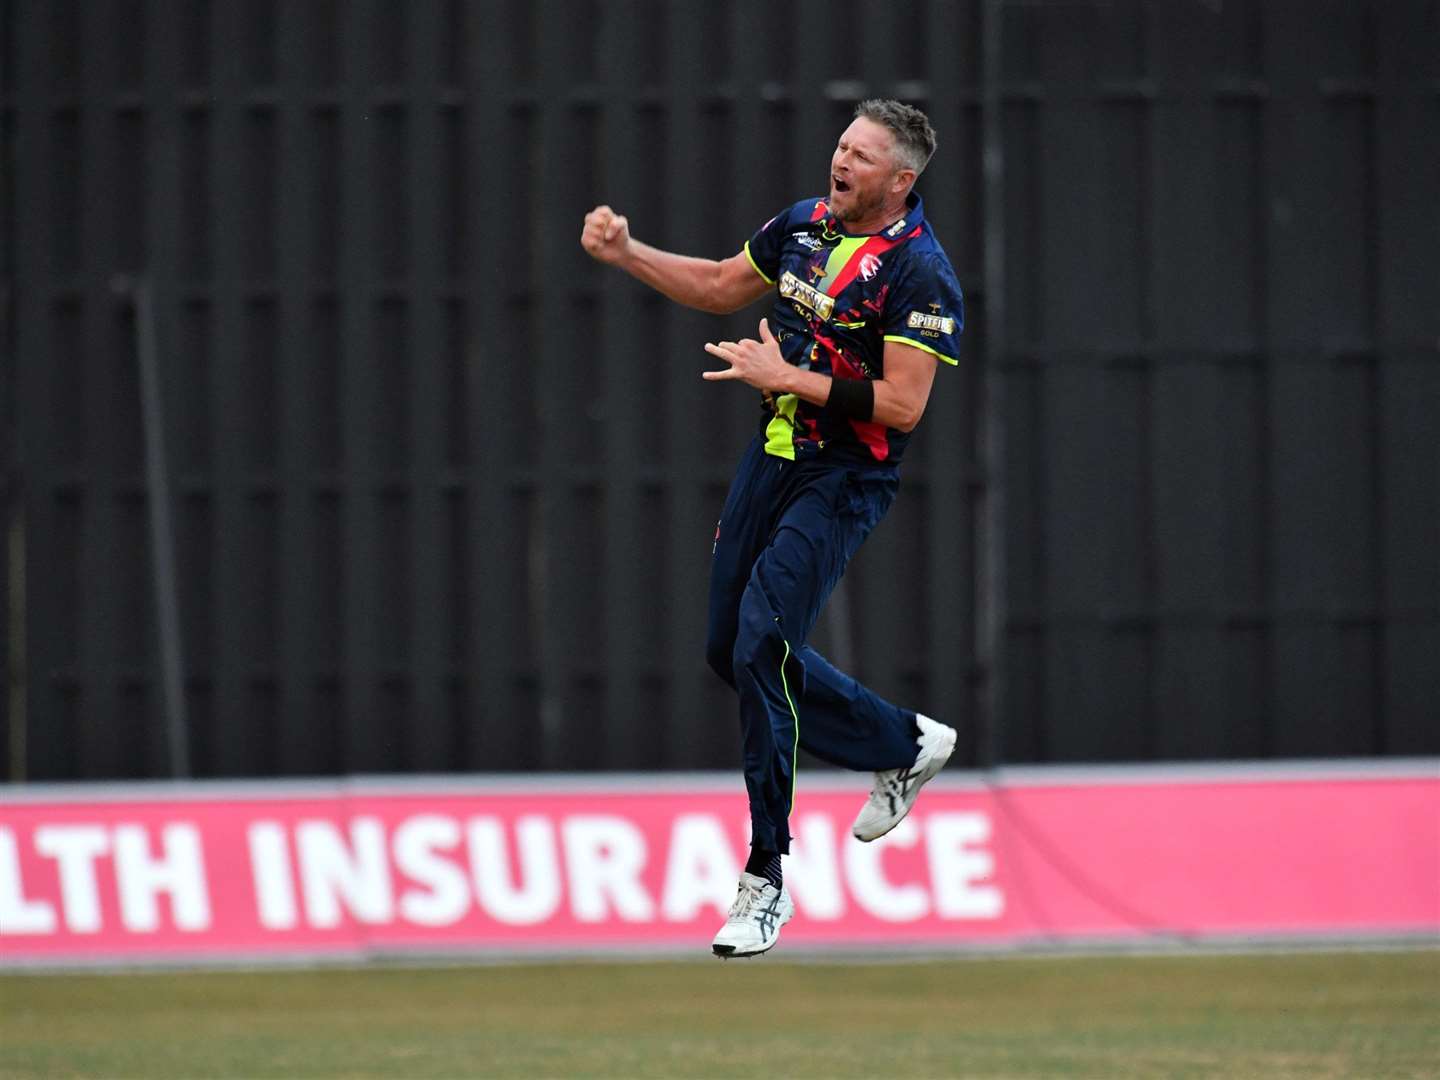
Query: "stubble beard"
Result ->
[[831, 183, 886, 227]]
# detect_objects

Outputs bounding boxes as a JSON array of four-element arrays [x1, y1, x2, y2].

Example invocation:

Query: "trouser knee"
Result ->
[[732, 596, 784, 685]]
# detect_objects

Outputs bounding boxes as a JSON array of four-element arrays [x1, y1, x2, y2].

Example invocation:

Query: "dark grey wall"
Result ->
[[994, 0, 1440, 763], [2, 0, 1436, 781]]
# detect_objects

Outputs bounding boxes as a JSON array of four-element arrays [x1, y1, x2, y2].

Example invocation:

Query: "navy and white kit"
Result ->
[[705, 192, 965, 854]]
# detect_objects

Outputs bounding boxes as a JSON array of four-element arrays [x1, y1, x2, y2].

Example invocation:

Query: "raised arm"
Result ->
[[580, 205, 771, 315]]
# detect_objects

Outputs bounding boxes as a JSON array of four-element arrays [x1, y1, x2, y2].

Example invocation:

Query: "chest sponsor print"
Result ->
[[779, 270, 836, 321]]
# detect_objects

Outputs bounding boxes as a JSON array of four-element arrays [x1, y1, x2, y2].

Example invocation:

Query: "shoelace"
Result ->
[[728, 884, 763, 919]]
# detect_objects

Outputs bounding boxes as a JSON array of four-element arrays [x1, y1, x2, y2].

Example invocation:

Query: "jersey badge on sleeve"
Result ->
[[906, 302, 955, 337]]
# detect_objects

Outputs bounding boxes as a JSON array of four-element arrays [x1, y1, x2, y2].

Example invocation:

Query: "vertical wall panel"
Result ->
[[596, 3, 646, 768], [919, 0, 981, 757], [531, 0, 590, 769], [461, 1, 521, 772], [403, 0, 452, 773], [13, 0, 46, 782], [1381, 357, 1440, 750], [1043, 366, 1112, 760], [1151, 365, 1227, 758], [1376, 5, 1440, 754], [1147, 8, 1233, 755], [0, 0, 10, 779], [658, 3, 721, 770], [272, 1, 323, 776], [334, 0, 382, 772], [72, 0, 126, 779], [205, 0, 264, 776]]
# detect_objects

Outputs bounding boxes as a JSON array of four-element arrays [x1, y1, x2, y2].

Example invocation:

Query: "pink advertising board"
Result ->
[[1, 763, 1436, 964]]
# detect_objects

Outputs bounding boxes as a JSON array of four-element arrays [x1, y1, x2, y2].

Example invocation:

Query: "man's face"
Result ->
[[828, 117, 905, 225]]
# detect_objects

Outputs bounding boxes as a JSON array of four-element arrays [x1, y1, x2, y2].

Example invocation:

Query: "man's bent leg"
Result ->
[[793, 646, 920, 771]]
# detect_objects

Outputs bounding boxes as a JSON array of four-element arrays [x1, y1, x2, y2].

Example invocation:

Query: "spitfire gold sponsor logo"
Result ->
[[779, 270, 835, 321], [906, 310, 955, 335]]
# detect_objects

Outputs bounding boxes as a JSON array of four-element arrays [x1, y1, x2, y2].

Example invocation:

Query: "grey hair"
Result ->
[[854, 99, 937, 177]]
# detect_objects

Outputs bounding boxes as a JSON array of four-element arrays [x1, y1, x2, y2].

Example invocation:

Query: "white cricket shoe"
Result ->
[[711, 873, 794, 958], [851, 714, 957, 842]]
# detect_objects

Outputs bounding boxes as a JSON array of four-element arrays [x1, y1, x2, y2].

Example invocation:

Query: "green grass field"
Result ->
[[2, 949, 1436, 1079]]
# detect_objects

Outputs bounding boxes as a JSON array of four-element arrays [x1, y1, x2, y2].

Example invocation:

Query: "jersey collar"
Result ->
[[828, 191, 925, 238]]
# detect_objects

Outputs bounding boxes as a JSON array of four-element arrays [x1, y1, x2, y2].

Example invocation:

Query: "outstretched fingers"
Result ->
[[702, 340, 740, 380]]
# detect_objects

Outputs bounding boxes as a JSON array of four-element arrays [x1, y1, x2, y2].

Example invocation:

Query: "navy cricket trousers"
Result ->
[[706, 435, 922, 854]]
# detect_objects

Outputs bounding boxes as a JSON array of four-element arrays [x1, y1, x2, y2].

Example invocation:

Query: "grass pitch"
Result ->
[[2, 949, 1436, 1078]]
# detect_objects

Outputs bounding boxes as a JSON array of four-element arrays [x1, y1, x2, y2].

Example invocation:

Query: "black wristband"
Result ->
[[824, 377, 875, 422]]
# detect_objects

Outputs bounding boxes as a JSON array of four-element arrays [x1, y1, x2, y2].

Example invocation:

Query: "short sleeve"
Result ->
[[882, 253, 965, 365], [742, 204, 797, 286]]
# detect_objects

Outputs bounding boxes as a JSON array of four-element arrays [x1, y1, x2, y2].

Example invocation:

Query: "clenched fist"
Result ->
[[580, 205, 631, 266]]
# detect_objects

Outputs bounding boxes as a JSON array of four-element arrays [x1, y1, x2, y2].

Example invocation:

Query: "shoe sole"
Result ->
[[711, 911, 793, 958], [852, 725, 957, 842], [712, 942, 774, 958]]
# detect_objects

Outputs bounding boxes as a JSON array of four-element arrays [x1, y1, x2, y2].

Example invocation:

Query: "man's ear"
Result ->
[[892, 169, 917, 195]]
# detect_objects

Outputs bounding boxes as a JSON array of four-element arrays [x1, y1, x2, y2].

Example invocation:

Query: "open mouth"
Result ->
[[832, 176, 851, 193]]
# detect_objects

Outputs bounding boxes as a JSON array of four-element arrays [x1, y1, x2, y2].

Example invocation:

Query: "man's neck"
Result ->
[[842, 195, 912, 236]]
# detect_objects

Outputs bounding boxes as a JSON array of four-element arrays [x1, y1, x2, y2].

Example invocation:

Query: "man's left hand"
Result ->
[[703, 319, 792, 393]]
